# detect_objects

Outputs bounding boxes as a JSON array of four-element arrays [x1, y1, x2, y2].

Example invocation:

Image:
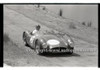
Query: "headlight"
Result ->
[[68, 39, 73, 44], [49, 45, 53, 49], [40, 39, 47, 48], [42, 42, 47, 48], [42, 42, 46, 46], [68, 39, 74, 47]]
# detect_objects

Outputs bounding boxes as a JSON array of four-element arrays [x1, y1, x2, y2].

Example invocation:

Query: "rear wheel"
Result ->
[[23, 32, 28, 46]]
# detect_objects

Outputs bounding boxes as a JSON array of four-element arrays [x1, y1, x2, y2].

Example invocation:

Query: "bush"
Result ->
[[82, 21, 92, 27], [82, 22, 86, 26], [43, 7, 46, 10], [87, 22, 92, 27]]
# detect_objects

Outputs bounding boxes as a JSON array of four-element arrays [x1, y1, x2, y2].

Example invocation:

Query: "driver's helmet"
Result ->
[[36, 25, 41, 30]]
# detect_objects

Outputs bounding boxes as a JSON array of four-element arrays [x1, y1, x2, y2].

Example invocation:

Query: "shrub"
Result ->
[[43, 7, 46, 10], [87, 22, 92, 27], [82, 22, 86, 26]]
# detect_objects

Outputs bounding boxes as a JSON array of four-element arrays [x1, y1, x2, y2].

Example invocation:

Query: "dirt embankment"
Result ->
[[4, 5, 98, 67]]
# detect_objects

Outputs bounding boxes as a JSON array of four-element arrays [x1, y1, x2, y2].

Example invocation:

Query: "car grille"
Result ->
[[52, 47, 66, 50]]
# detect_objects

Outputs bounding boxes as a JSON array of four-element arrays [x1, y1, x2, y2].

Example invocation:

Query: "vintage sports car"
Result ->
[[22, 30, 74, 55]]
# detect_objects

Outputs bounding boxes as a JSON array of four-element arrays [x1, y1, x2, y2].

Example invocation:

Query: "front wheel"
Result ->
[[67, 49, 73, 54], [35, 41, 43, 55]]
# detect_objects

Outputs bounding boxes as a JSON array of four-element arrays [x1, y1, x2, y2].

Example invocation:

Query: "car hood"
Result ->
[[40, 35, 68, 47]]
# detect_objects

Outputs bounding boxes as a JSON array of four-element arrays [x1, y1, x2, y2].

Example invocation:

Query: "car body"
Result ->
[[23, 31, 74, 55]]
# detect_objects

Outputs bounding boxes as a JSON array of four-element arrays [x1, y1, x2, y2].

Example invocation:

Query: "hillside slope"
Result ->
[[5, 5, 98, 45]]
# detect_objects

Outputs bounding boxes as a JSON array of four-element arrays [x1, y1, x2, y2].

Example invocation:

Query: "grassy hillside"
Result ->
[[43, 5, 98, 28], [5, 5, 98, 45]]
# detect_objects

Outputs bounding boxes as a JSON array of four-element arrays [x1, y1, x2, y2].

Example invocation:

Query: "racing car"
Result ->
[[22, 30, 74, 55]]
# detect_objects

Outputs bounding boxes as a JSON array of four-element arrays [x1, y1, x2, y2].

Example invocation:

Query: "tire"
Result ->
[[35, 41, 43, 55], [67, 45, 74, 54], [67, 49, 73, 54], [23, 32, 28, 46]]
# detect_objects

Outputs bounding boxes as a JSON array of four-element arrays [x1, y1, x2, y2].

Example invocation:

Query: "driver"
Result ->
[[31, 25, 41, 35], [30, 25, 41, 44]]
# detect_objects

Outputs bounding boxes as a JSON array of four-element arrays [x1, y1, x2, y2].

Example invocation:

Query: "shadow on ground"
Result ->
[[40, 52, 80, 57], [25, 45, 80, 57]]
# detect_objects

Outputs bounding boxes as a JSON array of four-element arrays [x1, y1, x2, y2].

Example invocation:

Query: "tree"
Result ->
[[59, 9, 63, 16], [37, 4, 40, 8]]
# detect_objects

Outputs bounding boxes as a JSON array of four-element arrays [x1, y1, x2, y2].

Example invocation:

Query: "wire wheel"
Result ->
[[35, 41, 43, 55]]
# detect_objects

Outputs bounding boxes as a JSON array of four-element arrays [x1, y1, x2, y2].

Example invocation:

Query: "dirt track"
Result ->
[[4, 5, 98, 66]]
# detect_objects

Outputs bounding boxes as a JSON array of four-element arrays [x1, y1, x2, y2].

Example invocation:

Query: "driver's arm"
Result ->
[[32, 29, 37, 35]]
